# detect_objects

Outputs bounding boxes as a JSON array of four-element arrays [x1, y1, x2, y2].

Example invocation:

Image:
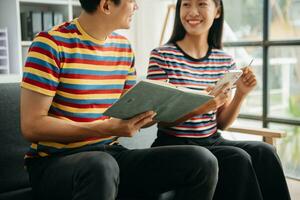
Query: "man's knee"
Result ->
[[74, 151, 120, 182]]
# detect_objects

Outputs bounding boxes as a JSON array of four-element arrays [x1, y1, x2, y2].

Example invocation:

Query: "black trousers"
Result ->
[[152, 131, 291, 200], [26, 143, 218, 200]]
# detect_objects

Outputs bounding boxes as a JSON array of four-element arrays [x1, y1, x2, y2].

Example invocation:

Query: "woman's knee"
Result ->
[[228, 147, 252, 166], [182, 146, 219, 179], [253, 142, 277, 156]]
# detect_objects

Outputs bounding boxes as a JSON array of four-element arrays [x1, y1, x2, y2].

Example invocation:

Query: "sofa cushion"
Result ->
[[0, 83, 31, 193], [0, 187, 33, 200]]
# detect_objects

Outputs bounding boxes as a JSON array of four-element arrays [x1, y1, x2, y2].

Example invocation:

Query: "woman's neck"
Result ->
[[177, 34, 209, 59]]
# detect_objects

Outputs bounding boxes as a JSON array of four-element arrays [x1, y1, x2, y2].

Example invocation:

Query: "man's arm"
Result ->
[[21, 88, 156, 143]]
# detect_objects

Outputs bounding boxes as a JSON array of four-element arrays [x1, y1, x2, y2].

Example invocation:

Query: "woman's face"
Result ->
[[180, 0, 220, 36]]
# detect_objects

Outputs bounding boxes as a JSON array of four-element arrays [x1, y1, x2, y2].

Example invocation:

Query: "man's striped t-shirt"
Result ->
[[147, 43, 236, 138], [21, 19, 136, 158]]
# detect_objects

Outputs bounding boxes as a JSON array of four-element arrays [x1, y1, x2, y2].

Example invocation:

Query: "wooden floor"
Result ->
[[287, 178, 300, 200]]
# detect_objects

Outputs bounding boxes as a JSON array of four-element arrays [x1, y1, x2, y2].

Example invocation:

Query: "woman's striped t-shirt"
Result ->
[[21, 19, 136, 158], [147, 43, 235, 138]]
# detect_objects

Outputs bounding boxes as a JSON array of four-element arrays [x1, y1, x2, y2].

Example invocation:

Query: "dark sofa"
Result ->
[[0, 83, 174, 200]]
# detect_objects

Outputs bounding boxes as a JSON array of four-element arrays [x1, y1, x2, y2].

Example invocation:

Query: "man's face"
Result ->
[[111, 0, 138, 29]]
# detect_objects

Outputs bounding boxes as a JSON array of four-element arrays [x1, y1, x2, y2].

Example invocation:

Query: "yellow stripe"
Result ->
[[56, 90, 121, 100], [126, 75, 136, 81], [38, 152, 50, 157], [59, 77, 125, 85], [30, 143, 38, 149], [24, 67, 59, 83], [27, 51, 59, 68], [129, 67, 136, 73], [34, 35, 58, 50], [59, 45, 133, 57], [52, 102, 107, 114], [39, 137, 116, 149], [21, 82, 56, 97], [50, 31, 129, 44], [62, 63, 131, 71]]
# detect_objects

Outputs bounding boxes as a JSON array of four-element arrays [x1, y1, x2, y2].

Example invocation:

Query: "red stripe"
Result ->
[[168, 73, 220, 81], [63, 58, 131, 66], [60, 73, 126, 80], [58, 41, 132, 52], [176, 123, 215, 129], [58, 28, 81, 35], [164, 129, 217, 137], [23, 77, 57, 91], [30, 46, 60, 67], [38, 32, 131, 53], [25, 62, 59, 78], [124, 85, 134, 90]]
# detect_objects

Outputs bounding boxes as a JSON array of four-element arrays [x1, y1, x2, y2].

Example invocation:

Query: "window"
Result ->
[[223, 0, 300, 179]]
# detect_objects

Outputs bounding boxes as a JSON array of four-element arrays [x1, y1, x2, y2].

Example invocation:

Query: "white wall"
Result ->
[[118, 0, 176, 80]]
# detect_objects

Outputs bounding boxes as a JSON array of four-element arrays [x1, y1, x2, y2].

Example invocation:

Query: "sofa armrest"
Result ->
[[225, 126, 286, 146]]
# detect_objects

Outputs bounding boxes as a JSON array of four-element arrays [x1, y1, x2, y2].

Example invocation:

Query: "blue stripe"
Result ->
[[61, 68, 128, 75], [49, 106, 105, 118], [23, 72, 58, 88], [170, 78, 216, 85], [36, 139, 114, 154], [26, 57, 60, 74], [161, 125, 217, 135], [124, 80, 136, 86], [31, 41, 59, 59], [54, 94, 118, 105], [167, 70, 224, 78], [63, 53, 132, 62], [59, 82, 124, 90], [52, 35, 131, 49]]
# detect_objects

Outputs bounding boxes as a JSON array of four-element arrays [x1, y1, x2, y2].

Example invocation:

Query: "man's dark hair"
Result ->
[[168, 0, 224, 49], [79, 0, 121, 13]]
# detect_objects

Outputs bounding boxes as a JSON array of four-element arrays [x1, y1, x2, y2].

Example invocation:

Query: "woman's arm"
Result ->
[[159, 84, 231, 127], [216, 67, 257, 130]]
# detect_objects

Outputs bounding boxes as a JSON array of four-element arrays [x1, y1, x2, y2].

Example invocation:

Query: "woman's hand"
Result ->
[[193, 83, 231, 115], [236, 67, 257, 96]]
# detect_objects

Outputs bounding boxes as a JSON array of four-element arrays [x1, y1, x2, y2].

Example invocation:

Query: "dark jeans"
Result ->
[[26, 143, 218, 200], [152, 131, 291, 200]]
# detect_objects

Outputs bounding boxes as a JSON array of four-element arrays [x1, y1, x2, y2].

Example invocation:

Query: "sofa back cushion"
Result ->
[[0, 83, 31, 193]]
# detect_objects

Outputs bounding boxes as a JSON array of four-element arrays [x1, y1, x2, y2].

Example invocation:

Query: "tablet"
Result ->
[[209, 70, 243, 94]]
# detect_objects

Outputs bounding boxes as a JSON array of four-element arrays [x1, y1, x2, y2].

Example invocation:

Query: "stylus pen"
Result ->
[[231, 58, 255, 90]]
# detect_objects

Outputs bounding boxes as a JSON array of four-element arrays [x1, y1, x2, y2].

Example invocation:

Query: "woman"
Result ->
[[147, 0, 291, 199]]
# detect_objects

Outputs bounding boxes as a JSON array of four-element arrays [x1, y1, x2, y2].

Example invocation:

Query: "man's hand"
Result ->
[[104, 111, 157, 137]]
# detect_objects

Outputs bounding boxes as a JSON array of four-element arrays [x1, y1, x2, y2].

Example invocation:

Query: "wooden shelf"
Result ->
[[21, 41, 32, 46], [0, 0, 81, 82]]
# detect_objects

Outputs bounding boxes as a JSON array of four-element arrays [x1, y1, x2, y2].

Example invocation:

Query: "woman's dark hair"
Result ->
[[79, 0, 121, 13], [168, 0, 224, 49]]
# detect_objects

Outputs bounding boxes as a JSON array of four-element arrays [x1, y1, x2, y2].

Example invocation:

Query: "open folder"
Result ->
[[103, 80, 213, 122]]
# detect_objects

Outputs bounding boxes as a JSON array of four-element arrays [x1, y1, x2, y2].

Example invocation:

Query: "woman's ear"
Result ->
[[99, 0, 113, 15], [215, 7, 221, 19]]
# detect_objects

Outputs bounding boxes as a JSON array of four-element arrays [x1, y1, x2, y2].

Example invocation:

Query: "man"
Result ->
[[20, 0, 218, 199]]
